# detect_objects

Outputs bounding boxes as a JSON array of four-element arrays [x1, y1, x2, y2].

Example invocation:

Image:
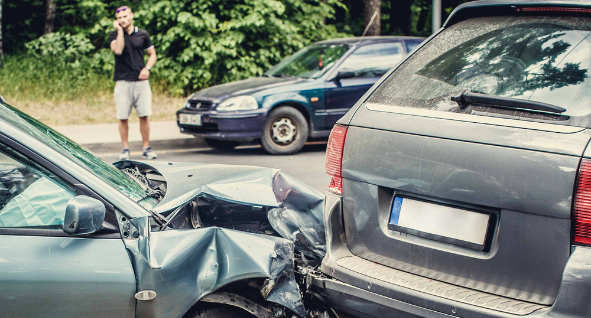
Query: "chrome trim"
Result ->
[[209, 114, 260, 119]]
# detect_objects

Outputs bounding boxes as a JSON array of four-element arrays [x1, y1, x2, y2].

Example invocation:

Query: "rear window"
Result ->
[[368, 16, 591, 127]]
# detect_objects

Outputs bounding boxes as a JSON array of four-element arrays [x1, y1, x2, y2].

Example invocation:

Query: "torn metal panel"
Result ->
[[115, 160, 327, 259], [269, 172, 326, 260], [127, 216, 306, 318]]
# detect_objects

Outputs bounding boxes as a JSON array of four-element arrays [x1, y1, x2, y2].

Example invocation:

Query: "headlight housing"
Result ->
[[184, 95, 195, 108], [216, 96, 258, 112]]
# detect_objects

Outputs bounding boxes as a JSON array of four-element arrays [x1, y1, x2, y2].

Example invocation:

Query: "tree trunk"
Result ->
[[416, 6, 429, 33], [389, 0, 412, 35], [322, 0, 327, 24], [0, 0, 3, 60], [44, 0, 56, 34], [363, 0, 381, 36]]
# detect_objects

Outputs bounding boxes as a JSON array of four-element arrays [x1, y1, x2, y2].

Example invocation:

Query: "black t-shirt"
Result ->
[[108, 27, 153, 81]]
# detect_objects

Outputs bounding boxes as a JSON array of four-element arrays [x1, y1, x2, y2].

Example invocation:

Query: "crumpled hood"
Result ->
[[119, 160, 326, 258], [148, 161, 281, 212], [116, 160, 327, 317], [190, 76, 306, 101]]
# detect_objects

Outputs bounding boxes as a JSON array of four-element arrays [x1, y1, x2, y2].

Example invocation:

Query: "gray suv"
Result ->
[[308, 1, 591, 318]]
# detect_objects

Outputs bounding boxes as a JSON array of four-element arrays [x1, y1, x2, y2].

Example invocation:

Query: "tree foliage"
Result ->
[[1, 0, 470, 96], [4, 0, 346, 95]]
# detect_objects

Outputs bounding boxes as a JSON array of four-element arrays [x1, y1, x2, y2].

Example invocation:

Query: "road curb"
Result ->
[[82, 137, 208, 153]]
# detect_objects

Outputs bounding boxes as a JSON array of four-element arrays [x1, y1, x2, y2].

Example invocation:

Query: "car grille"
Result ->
[[187, 100, 213, 111]]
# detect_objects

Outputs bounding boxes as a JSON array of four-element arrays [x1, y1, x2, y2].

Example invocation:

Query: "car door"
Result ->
[[323, 42, 405, 129], [0, 141, 136, 318]]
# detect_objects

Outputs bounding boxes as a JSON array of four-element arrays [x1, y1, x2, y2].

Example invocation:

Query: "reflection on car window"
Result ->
[[368, 16, 591, 126], [417, 25, 588, 102], [0, 145, 74, 229], [406, 40, 422, 53], [265, 44, 349, 79], [338, 42, 404, 78], [0, 101, 153, 208]]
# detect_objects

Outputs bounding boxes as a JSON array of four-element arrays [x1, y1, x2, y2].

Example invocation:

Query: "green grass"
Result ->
[[0, 54, 185, 126]]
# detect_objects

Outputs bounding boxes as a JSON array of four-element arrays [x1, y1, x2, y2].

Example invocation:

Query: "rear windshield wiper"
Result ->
[[451, 89, 566, 114]]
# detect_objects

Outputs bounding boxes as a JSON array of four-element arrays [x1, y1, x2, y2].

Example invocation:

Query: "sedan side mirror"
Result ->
[[63, 196, 106, 235], [333, 71, 356, 81]]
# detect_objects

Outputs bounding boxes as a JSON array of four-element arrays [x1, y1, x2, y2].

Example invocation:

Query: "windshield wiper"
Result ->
[[451, 89, 566, 114], [271, 73, 297, 78]]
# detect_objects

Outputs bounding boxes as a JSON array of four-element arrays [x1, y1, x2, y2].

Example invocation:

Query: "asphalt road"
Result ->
[[100, 142, 331, 193]]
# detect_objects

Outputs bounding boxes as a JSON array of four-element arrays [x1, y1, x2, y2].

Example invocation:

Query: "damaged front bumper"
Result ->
[[113, 160, 327, 318]]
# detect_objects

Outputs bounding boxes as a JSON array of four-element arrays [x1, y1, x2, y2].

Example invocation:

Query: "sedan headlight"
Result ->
[[216, 96, 258, 112]]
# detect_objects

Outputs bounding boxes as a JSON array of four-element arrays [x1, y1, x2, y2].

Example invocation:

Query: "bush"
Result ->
[[143, 0, 347, 95], [25, 32, 95, 63], [3, 0, 349, 99]]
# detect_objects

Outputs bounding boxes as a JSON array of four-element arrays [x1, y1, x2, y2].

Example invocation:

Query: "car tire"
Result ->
[[204, 139, 242, 151], [190, 305, 253, 318], [261, 106, 308, 155]]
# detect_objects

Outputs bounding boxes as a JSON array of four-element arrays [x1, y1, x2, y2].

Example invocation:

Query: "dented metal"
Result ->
[[113, 160, 326, 317]]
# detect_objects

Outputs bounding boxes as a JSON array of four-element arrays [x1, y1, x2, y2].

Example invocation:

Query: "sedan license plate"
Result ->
[[179, 114, 202, 126], [388, 197, 490, 249]]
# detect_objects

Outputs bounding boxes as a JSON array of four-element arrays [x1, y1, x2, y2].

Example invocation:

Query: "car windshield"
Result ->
[[368, 16, 591, 127], [265, 44, 349, 79], [0, 101, 157, 210]]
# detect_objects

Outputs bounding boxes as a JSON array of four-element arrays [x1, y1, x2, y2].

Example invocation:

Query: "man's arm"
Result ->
[[110, 21, 125, 55], [145, 47, 157, 69], [138, 47, 157, 80]]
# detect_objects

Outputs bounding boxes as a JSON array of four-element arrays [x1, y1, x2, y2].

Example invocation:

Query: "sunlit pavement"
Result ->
[[99, 142, 331, 193]]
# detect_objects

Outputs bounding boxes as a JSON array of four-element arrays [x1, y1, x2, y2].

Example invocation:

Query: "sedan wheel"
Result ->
[[261, 106, 308, 155], [271, 117, 297, 145]]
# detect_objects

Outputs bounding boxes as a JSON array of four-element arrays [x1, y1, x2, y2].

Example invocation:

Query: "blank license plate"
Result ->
[[388, 197, 490, 248], [179, 114, 202, 126]]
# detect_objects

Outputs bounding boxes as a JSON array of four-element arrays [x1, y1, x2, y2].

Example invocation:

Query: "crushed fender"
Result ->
[[114, 160, 327, 318]]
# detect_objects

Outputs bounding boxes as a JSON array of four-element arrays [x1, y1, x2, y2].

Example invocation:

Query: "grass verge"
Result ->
[[0, 54, 185, 126]]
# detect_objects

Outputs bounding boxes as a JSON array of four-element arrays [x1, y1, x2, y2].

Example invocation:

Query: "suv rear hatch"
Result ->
[[339, 10, 591, 308]]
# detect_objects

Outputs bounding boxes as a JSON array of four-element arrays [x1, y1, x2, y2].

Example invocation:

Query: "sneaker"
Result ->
[[119, 148, 130, 160], [143, 147, 157, 159]]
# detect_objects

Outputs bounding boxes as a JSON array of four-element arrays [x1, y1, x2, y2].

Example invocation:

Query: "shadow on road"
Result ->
[[196, 142, 328, 156]]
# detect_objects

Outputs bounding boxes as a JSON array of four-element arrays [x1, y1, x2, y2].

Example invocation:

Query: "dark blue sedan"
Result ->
[[176, 36, 424, 154]]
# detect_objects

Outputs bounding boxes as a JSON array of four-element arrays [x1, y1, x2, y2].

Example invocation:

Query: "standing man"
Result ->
[[109, 5, 158, 160]]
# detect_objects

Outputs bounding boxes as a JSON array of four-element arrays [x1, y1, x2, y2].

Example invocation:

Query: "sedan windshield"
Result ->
[[0, 102, 156, 209], [368, 16, 591, 127], [265, 44, 349, 79]]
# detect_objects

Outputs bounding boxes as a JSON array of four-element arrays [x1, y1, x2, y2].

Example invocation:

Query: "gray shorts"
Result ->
[[114, 80, 152, 120]]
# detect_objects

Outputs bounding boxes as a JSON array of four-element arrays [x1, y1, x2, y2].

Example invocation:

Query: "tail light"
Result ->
[[574, 159, 591, 245], [325, 125, 348, 195]]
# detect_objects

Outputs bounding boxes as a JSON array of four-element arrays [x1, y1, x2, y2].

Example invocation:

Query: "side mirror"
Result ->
[[0, 95, 5, 103], [333, 71, 355, 81], [63, 196, 106, 235]]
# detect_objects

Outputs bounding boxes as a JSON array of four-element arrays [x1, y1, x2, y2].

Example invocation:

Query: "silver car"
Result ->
[[0, 99, 326, 317], [310, 1, 591, 318]]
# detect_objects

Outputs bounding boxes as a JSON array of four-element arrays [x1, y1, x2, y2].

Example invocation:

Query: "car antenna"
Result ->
[[361, 10, 379, 37], [357, 9, 379, 45]]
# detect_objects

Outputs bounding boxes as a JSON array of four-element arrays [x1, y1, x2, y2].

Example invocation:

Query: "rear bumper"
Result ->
[[318, 190, 591, 318], [176, 108, 268, 141]]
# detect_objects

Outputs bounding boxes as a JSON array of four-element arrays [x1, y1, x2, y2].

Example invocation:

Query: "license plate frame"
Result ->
[[388, 196, 491, 250], [179, 114, 202, 126]]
